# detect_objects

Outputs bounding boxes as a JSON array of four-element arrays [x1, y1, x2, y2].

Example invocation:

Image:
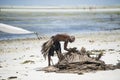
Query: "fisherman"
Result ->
[[41, 34, 75, 66]]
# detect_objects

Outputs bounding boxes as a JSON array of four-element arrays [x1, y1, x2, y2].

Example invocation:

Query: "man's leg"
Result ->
[[54, 41, 64, 61], [48, 45, 54, 66]]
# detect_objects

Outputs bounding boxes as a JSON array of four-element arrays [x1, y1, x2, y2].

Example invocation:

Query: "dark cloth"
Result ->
[[48, 41, 61, 56]]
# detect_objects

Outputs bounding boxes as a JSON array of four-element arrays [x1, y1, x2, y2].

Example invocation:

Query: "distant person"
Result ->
[[41, 34, 75, 66]]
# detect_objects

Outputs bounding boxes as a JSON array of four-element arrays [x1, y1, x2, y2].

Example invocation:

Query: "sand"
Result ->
[[0, 30, 120, 80]]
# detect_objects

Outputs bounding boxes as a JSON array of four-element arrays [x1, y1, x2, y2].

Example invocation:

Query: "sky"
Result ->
[[0, 0, 120, 6]]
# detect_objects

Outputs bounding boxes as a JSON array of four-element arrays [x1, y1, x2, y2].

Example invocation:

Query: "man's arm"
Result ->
[[64, 41, 69, 51]]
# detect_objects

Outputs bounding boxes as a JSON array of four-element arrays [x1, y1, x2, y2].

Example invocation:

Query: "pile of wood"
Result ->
[[39, 47, 120, 74]]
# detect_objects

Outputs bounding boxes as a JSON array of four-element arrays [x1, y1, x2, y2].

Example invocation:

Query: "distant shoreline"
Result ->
[[1, 8, 120, 12], [0, 6, 120, 12], [0, 30, 120, 41]]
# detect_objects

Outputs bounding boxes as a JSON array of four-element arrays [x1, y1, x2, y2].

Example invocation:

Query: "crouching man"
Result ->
[[41, 34, 75, 66]]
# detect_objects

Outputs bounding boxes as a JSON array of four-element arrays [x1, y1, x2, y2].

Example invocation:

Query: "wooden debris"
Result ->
[[21, 60, 35, 64], [40, 47, 119, 74], [8, 76, 17, 79]]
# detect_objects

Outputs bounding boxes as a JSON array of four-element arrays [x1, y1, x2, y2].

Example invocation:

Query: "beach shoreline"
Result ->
[[0, 30, 120, 80]]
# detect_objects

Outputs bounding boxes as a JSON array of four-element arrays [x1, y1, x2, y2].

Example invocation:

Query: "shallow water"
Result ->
[[0, 11, 120, 40]]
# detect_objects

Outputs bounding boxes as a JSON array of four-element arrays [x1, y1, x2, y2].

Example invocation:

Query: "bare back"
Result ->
[[53, 34, 71, 42], [52, 34, 74, 51]]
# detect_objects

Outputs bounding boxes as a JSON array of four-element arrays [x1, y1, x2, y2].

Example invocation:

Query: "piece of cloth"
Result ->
[[41, 38, 54, 59]]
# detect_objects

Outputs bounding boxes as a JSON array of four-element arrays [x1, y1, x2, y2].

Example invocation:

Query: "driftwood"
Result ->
[[39, 47, 119, 74]]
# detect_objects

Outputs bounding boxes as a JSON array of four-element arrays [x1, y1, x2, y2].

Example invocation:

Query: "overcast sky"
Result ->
[[0, 0, 120, 6]]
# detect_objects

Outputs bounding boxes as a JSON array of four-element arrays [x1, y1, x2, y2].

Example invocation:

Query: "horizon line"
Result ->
[[0, 5, 120, 8]]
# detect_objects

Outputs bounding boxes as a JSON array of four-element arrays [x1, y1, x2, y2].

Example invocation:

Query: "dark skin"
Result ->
[[48, 34, 75, 66]]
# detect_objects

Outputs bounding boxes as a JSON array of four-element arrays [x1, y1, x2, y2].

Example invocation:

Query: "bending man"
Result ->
[[41, 34, 75, 66]]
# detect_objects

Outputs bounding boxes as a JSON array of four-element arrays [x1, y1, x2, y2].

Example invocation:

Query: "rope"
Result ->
[[34, 32, 41, 40]]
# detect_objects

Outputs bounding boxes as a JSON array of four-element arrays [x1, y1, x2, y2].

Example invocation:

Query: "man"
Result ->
[[41, 34, 75, 66]]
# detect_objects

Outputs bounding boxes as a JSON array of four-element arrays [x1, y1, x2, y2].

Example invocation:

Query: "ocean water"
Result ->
[[0, 11, 120, 40]]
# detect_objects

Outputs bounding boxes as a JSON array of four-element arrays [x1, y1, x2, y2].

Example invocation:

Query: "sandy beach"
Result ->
[[0, 30, 120, 80]]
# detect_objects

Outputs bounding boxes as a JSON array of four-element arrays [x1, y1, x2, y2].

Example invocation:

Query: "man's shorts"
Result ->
[[48, 41, 61, 56]]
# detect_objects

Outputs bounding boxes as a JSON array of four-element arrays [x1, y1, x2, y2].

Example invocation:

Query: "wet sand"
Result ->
[[0, 30, 120, 80]]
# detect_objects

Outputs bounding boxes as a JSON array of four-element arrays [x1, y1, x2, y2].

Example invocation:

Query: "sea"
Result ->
[[0, 10, 120, 40]]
